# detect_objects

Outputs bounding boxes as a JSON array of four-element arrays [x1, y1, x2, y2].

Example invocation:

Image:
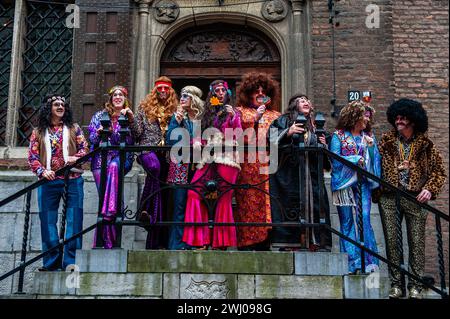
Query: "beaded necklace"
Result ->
[[397, 137, 415, 170], [49, 125, 62, 148]]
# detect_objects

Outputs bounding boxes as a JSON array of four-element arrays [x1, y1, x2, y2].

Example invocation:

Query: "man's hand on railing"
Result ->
[[66, 156, 78, 165], [287, 123, 305, 137], [417, 189, 432, 203], [357, 157, 365, 168], [318, 135, 327, 147], [120, 107, 134, 123], [42, 170, 56, 181]]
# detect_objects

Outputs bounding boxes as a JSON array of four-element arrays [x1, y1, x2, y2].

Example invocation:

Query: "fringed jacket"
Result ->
[[378, 130, 446, 199]]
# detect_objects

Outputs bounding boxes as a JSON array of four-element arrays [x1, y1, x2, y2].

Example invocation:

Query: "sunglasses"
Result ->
[[214, 87, 227, 94], [52, 102, 65, 107], [156, 85, 170, 92], [296, 98, 310, 103], [180, 93, 191, 100]]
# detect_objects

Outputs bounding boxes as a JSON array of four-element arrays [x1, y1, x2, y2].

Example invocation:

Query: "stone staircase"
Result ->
[[28, 249, 391, 299]]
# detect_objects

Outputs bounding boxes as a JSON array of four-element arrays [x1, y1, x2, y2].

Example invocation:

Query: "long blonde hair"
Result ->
[[181, 85, 204, 120]]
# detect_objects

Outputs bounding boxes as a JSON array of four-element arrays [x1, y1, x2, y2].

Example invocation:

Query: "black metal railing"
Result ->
[[0, 148, 99, 293], [324, 147, 449, 298], [0, 114, 448, 299]]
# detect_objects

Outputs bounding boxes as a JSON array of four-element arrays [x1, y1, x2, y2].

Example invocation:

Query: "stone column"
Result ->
[[5, 0, 26, 148], [289, 0, 307, 96], [133, 0, 153, 109]]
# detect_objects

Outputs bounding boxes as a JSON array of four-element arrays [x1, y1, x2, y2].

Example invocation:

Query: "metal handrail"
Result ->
[[0, 148, 100, 208], [323, 147, 449, 221], [0, 143, 447, 298]]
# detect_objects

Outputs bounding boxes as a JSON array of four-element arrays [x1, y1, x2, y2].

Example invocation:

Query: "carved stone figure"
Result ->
[[153, 0, 180, 24], [261, 0, 288, 22], [167, 31, 275, 62]]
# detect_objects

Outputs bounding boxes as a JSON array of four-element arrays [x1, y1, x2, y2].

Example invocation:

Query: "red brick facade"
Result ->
[[311, 0, 448, 283]]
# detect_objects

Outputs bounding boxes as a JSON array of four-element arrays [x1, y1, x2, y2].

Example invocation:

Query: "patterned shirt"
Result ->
[[397, 135, 415, 190], [28, 124, 88, 179]]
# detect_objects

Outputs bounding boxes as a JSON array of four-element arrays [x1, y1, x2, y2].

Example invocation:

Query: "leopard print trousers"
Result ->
[[378, 194, 427, 290]]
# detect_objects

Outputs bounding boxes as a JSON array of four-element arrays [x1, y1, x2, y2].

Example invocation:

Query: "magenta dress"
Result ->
[[182, 113, 241, 248]]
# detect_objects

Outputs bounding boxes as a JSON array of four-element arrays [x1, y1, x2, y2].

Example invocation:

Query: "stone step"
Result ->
[[75, 249, 349, 276], [31, 270, 444, 299], [24, 249, 386, 299], [33, 271, 347, 299]]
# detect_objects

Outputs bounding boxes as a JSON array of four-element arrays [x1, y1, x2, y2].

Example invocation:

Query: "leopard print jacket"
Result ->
[[378, 130, 446, 199]]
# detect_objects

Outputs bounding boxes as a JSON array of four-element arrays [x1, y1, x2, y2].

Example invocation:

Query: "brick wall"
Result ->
[[310, 0, 395, 135], [392, 0, 449, 285], [310, 0, 449, 285]]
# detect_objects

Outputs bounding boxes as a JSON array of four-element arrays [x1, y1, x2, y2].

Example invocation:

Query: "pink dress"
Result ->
[[182, 113, 241, 248]]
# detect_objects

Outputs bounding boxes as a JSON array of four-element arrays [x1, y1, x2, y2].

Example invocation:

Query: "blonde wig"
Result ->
[[180, 85, 204, 120]]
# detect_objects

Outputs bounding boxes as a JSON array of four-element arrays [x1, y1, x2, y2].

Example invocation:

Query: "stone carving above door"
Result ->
[[164, 30, 279, 62], [261, 0, 288, 22], [153, 0, 179, 24]]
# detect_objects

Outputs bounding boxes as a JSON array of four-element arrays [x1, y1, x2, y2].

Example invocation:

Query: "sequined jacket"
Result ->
[[131, 108, 163, 147]]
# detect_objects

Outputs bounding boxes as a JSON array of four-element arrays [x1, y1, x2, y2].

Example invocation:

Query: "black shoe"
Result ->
[[38, 266, 59, 272], [348, 269, 362, 275]]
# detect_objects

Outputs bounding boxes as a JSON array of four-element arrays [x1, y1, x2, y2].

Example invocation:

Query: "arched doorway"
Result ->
[[160, 23, 281, 111]]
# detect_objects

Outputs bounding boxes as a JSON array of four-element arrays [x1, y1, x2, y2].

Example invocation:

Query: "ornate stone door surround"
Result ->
[[133, 0, 311, 112]]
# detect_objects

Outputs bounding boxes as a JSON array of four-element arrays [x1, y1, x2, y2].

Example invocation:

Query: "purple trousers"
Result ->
[[92, 158, 120, 249], [138, 152, 163, 249]]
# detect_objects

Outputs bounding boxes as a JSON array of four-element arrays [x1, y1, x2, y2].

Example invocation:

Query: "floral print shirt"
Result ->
[[28, 124, 88, 179]]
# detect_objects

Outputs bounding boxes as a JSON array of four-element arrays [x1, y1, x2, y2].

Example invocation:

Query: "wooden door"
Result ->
[[160, 24, 281, 111]]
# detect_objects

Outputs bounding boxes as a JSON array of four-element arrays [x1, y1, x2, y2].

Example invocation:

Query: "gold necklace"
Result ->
[[398, 139, 415, 170]]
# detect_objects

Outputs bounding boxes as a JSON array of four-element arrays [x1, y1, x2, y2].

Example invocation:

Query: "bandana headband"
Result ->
[[47, 96, 65, 103], [180, 89, 194, 98], [155, 81, 172, 88], [210, 81, 229, 92]]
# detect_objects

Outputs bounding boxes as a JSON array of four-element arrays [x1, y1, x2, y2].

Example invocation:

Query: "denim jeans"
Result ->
[[168, 188, 190, 250], [37, 177, 84, 269]]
